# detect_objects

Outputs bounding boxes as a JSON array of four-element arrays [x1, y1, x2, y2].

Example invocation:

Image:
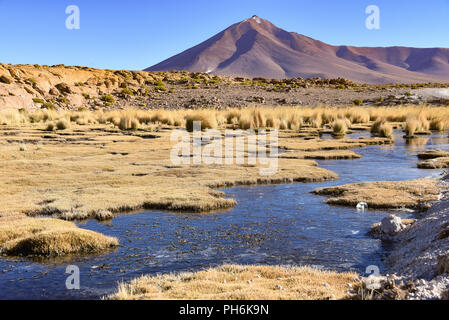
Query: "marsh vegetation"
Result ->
[[1, 105, 448, 299]]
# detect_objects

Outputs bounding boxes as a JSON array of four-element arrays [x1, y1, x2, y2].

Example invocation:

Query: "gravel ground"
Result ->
[[148, 86, 412, 109]]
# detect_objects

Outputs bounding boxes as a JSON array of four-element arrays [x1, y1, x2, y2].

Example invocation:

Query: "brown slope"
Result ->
[[145, 16, 449, 84]]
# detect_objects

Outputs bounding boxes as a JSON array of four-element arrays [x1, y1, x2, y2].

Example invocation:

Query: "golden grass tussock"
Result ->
[[403, 118, 419, 137], [238, 115, 253, 130], [3, 105, 449, 134], [185, 111, 218, 132], [251, 108, 266, 128], [226, 109, 241, 125], [313, 179, 441, 210], [378, 123, 394, 139], [45, 122, 56, 131], [349, 109, 370, 124], [370, 119, 384, 135], [265, 115, 278, 128], [119, 115, 140, 131], [371, 119, 394, 139], [430, 118, 447, 132], [0, 109, 28, 125], [107, 264, 359, 300], [287, 113, 302, 130], [0, 215, 118, 257], [56, 119, 70, 130], [331, 119, 349, 137]]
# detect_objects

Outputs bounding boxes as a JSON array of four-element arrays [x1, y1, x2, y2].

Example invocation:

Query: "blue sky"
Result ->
[[0, 0, 448, 70]]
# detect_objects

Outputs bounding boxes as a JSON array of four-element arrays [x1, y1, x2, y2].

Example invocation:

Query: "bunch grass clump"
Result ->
[[332, 119, 348, 137], [56, 119, 70, 130], [119, 115, 140, 131], [371, 119, 393, 138], [185, 112, 217, 132], [403, 118, 419, 137]]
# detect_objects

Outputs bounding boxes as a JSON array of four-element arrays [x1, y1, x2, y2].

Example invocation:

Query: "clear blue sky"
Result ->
[[1, 0, 448, 70]]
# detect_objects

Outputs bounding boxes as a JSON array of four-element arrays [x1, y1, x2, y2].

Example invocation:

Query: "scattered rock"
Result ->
[[49, 88, 59, 95], [275, 285, 285, 291], [0, 75, 13, 84], [437, 255, 449, 275], [380, 215, 406, 236], [438, 223, 449, 240], [55, 83, 72, 95]]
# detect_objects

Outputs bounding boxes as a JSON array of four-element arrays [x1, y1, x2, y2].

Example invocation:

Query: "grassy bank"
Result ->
[[313, 179, 442, 209], [0, 214, 118, 256], [107, 264, 359, 300]]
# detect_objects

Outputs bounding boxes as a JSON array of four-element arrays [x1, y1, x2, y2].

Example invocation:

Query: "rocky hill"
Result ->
[[1, 63, 448, 112]]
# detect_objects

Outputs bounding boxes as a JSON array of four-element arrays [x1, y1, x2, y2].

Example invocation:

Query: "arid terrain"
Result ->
[[1, 63, 449, 114]]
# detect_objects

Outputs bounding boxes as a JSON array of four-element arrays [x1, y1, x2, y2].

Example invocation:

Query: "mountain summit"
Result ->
[[145, 16, 449, 83]]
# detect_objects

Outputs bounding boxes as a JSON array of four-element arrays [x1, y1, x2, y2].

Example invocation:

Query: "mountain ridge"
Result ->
[[145, 16, 449, 84]]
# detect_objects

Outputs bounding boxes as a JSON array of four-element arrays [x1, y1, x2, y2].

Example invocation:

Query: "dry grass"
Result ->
[[430, 118, 447, 132], [403, 116, 432, 137], [418, 157, 449, 169], [331, 119, 349, 137], [107, 264, 358, 300], [0, 109, 397, 257], [2, 105, 449, 132], [185, 111, 218, 132], [280, 150, 362, 160], [56, 119, 70, 130], [313, 179, 441, 209], [0, 215, 118, 256], [403, 118, 419, 137], [417, 149, 449, 159], [0, 105, 448, 257], [119, 115, 139, 131], [371, 119, 394, 139], [0, 119, 343, 221], [378, 123, 394, 139], [417, 150, 449, 169]]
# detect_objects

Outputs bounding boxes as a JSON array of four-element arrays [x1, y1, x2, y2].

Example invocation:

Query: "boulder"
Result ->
[[0, 75, 12, 84], [49, 88, 59, 95], [55, 83, 72, 95], [379, 215, 406, 236]]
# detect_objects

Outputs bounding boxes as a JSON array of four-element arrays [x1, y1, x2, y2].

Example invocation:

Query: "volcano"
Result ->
[[145, 15, 449, 84]]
